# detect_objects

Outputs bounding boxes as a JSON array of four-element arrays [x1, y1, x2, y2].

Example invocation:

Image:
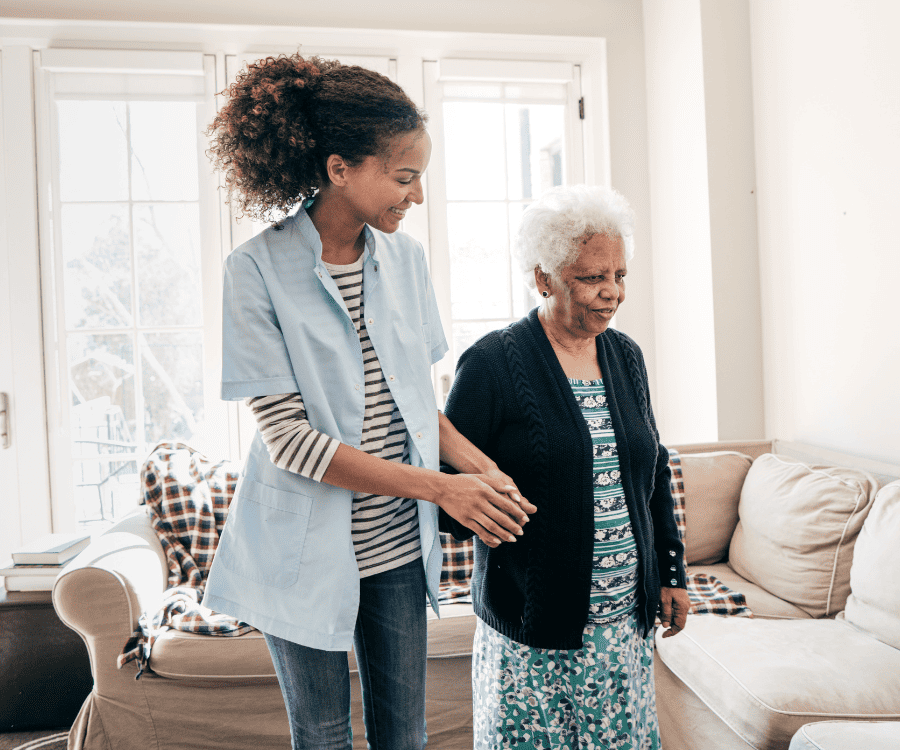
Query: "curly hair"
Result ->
[[207, 54, 427, 222], [514, 184, 635, 292]]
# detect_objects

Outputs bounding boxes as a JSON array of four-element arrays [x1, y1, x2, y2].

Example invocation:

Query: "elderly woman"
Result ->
[[441, 184, 690, 749]]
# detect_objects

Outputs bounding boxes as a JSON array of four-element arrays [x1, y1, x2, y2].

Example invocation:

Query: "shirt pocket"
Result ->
[[216, 478, 313, 589]]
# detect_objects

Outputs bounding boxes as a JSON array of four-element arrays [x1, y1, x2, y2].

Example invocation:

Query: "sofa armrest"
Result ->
[[52, 508, 167, 681]]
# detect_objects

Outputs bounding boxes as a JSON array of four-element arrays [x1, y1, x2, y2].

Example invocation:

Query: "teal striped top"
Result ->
[[569, 378, 639, 624]]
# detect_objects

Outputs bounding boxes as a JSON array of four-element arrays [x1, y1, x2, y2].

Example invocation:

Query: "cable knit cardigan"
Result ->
[[440, 308, 686, 649]]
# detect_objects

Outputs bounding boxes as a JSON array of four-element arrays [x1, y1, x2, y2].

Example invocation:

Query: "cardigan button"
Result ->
[[670, 579, 678, 586], [670, 566, 677, 572], [669, 550, 676, 557]]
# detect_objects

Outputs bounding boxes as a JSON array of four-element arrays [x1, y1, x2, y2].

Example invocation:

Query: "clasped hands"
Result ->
[[438, 468, 537, 548]]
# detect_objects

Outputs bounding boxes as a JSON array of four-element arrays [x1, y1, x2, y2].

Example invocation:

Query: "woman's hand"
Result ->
[[437, 471, 537, 548], [659, 586, 690, 638]]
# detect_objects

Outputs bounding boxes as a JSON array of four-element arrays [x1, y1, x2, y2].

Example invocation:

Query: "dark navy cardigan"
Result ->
[[440, 308, 686, 649]]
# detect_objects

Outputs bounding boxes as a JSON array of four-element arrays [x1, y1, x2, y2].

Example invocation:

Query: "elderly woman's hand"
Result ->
[[659, 586, 690, 638]]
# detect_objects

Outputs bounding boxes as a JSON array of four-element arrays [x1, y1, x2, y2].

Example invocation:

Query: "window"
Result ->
[[35, 50, 227, 529], [424, 60, 585, 401], [11, 32, 606, 541]]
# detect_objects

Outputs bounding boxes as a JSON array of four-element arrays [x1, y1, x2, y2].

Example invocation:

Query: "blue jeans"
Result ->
[[264, 559, 428, 750]]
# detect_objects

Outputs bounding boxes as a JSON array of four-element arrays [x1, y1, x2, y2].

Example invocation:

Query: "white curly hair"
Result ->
[[514, 184, 635, 291]]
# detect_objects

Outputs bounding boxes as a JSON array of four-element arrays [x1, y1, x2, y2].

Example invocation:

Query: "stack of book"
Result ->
[[0, 533, 91, 592]]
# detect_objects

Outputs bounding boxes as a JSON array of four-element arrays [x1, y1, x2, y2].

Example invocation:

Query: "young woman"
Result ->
[[201, 54, 536, 750]]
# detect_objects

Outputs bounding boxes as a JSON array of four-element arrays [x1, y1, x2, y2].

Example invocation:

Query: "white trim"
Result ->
[[0, 51, 24, 562], [39, 48, 204, 75], [0, 46, 52, 555], [438, 59, 575, 83]]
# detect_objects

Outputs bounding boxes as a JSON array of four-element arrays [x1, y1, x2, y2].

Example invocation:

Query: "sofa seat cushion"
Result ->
[[656, 616, 900, 749], [729, 454, 878, 618], [149, 629, 275, 681], [789, 720, 900, 750], [691, 563, 812, 620], [150, 602, 477, 681]]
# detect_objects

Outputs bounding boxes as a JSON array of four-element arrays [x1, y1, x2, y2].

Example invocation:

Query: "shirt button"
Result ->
[[416, 432, 422, 439], [670, 579, 678, 586], [367, 318, 374, 325], [389, 375, 395, 381], [374, 265, 378, 272], [354, 384, 360, 391]]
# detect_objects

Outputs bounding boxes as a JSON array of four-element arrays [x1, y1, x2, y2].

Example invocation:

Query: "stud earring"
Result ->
[[541, 291, 549, 298]]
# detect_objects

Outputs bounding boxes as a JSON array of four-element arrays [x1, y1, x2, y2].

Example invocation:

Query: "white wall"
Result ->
[[642, 0, 719, 444], [700, 0, 765, 441], [642, 0, 765, 444], [750, 0, 900, 462]]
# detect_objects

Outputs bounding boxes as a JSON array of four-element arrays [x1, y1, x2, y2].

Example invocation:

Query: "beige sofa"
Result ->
[[53, 439, 900, 750], [658, 440, 900, 750]]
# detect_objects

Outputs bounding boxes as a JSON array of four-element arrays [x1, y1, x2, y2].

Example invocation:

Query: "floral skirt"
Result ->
[[472, 611, 660, 750]]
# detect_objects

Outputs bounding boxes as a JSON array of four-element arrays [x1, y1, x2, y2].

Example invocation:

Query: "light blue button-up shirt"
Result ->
[[203, 207, 448, 650]]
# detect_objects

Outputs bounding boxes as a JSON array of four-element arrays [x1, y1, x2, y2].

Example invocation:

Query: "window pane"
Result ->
[[57, 100, 129, 202], [61, 203, 133, 330], [68, 333, 137, 458], [443, 102, 507, 200], [509, 202, 535, 318], [73, 458, 140, 528], [130, 101, 199, 201], [134, 204, 203, 326], [141, 332, 204, 444], [448, 202, 510, 320], [506, 104, 566, 200]]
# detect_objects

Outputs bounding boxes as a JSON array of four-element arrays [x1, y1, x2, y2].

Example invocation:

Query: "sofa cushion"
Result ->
[[789, 720, 900, 750], [729, 453, 878, 617], [149, 601, 477, 681], [656, 616, 900, 749], [843, 480, 900, 649], [680, 452, 751, 565], [149, 629, 275, 681]]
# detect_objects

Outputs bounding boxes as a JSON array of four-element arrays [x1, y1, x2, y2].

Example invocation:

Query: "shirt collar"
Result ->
[[294, 201, 379, 266]]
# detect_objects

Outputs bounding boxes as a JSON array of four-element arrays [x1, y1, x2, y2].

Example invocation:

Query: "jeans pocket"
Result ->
[[217, 479, 313, 589]]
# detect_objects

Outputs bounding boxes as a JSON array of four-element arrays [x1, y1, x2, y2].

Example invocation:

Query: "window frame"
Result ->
[[33, 49, 230, 530], [423, 59, 587, 403]]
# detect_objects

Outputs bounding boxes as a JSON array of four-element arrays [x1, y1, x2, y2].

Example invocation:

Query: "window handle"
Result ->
[[0, 392, 9, 449]]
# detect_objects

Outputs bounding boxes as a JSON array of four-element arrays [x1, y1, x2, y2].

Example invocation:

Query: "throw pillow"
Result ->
[[842, 480, 900, 649], [680, 451, 752, 565], [729, 453, 878, 618]]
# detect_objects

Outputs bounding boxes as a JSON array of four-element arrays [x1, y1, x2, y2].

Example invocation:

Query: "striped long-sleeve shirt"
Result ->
[[247, 255, 421, 578]]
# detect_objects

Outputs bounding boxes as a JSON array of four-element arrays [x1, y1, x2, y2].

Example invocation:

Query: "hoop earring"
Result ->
[[541, 291, 549, 298]]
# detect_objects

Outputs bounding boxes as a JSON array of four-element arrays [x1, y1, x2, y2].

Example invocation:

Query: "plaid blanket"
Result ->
[[439, 451, 752, 618], [118, 442, 254, 675], [670, 450, 752, 617]]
